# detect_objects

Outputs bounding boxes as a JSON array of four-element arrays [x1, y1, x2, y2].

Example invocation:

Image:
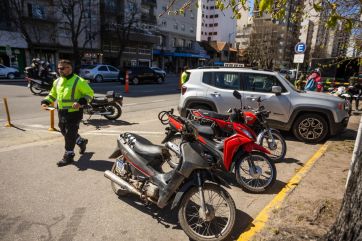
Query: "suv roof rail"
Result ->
[[196, 66, 247, 69]]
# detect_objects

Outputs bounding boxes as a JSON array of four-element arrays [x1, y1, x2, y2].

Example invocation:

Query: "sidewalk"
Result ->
[[244, 113, 361, 241]]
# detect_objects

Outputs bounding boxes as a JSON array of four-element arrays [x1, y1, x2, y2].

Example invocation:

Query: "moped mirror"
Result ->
[[272, 86, 282, 96], [233, 90, 241, 100]]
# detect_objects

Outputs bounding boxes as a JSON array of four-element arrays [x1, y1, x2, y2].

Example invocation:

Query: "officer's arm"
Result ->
[[78, 80, 94, 106], [41, 79, 58, 106]]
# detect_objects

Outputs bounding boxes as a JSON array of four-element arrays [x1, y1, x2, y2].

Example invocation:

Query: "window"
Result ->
[[161, 20, 167, 26], [209, 32, 213, 35], [28, 3, 45, 19], [213, 32, 217, 35], [243, 73, 285, 93], [201, 31, 203, 35], [214, 23, 218, 27], [181, 24, 185, 31], [190, 13, 194, 19], [171, 38, 176, 47], [210, 15, 214, 18], [108, 66, 118, 72], [190, 27, 194, 33], [203, 72, 241, 90], [174, 23, 178, 30], [210, 6, 214, 9], [98, 66, 108, 71], [215, 14, 219, 18]]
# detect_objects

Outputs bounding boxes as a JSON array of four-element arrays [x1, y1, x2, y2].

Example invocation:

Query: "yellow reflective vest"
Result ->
[[44, 74, 94, 112]]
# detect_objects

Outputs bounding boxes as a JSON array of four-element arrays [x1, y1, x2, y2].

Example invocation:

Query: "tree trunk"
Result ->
[[323, 145, 362, 240], [72, 43, 81, 74]]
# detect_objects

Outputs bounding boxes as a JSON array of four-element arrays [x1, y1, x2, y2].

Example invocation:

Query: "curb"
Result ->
[[238, 142, 330, 241]]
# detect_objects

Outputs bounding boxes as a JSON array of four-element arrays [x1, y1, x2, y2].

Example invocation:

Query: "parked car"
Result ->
[[279, 69, 296, 80], [79, 64, 122, 82], [120, 66, 165, 85], [0, 64, 20, 79], [178, 67, 350, 143], [151, 67, 166, 78]]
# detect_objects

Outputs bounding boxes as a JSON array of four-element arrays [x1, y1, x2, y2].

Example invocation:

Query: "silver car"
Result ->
[[0, 64, 20, 79], [178, 68, 350, 143], [79, 64, 121, 82], [151, 67, 166, 78]]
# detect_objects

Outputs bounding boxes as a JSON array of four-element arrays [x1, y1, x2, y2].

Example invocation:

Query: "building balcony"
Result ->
[[141, 14, 157, 25], [141, 0, 156, 6]]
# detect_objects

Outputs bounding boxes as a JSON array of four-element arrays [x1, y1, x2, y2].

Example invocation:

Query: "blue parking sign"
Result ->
[[295, 43, 306, 54]]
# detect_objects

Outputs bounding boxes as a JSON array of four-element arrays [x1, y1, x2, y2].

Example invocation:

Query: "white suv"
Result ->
[[178, 67, 350, 143]]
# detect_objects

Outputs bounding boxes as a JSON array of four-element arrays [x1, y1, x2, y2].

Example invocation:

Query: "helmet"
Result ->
[[313, 68, 321, 76]]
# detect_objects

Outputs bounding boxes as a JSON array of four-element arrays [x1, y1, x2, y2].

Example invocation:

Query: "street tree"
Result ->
[[57, 0, 97, 72], [101, 0, 141, 67], [166, 0, 362, 240], [5, 0, 58, 59]]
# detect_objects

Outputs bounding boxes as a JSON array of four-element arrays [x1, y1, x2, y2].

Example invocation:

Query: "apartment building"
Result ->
[[196, 0, 237, 43], [154, 0, 208, 72]]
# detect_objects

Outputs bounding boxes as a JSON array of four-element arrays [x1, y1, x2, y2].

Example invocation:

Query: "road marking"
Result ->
[[238, 142, 329, 241], [87, 130, 164, 135], [124, 99, 167, 106]]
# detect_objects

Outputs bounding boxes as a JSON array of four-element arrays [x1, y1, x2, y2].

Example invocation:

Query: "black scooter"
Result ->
[[104, 118, 236, 241]]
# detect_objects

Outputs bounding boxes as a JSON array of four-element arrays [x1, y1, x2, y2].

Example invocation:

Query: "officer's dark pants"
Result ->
[[58, 109, 83, 152]]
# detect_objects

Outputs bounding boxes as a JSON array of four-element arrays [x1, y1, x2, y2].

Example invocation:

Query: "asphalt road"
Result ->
[[0, 78, 322, 241]]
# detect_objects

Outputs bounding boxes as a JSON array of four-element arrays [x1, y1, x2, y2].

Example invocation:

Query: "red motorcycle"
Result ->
[[159, 107, 277, 193], [188, 94, 287, 161]]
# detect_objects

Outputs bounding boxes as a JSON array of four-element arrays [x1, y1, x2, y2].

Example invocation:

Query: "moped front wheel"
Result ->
[[29, 83, 43, 95], [178, 183, 236, 241], [235, 151, 276, 193]]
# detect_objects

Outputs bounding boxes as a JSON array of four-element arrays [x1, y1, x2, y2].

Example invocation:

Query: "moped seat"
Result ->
[[191, 121, 215, 138], [198, 109, 229, 121], [132, 135, 165, 159]]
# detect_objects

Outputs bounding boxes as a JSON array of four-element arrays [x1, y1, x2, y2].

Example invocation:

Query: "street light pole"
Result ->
[[228, 32, 235, 62]]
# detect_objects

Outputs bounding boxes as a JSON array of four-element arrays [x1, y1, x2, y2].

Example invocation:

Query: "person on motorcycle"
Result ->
[[305, 68, 323, 92], [41, 59, 94, 167], [348, 79, 362, 111]]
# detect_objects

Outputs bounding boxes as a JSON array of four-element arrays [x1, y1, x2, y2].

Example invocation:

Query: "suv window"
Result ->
[[98, 66, 108, 71], [202, 72, 241, 90], [243, 73, 285, 93]]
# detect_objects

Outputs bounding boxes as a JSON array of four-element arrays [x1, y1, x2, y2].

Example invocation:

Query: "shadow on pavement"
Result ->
[[74, 152, 113, 172], [263, 179, 287, 195], [332, 128, 357, 141], [117, 194, 250, 241], [276, 157, 304, 166], [82, 118, 138, 129]]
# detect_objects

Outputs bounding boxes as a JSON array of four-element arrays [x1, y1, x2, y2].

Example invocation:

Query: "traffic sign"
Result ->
[[293, 54, 305, 63], [295, 42, 306, 54]]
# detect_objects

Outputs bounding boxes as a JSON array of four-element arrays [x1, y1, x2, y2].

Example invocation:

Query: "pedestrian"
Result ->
[[41, 59, 94, 167], [181, 66, 189, 85], [348, 78, 362, 111], [305, 68, 323, 92]]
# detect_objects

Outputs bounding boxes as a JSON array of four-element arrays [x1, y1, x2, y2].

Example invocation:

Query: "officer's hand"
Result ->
[[72, 102, 81, 109], [41, 104, 49, 110]]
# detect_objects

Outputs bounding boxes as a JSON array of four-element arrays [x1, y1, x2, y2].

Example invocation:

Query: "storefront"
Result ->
[[0, 31, 27, 73]]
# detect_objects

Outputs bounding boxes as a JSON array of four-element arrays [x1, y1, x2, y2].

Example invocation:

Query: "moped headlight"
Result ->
[[240, 128, 254, 140]]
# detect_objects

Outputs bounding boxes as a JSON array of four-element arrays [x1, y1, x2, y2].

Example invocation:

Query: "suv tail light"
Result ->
[[181, 86, 187, 95]]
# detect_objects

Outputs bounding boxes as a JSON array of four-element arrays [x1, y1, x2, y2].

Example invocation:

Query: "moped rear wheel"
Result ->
[[104, 103, 122, 120], [178, 183, 236, 241], [259, 130, 287, 161], [235, 151, 276, 193]]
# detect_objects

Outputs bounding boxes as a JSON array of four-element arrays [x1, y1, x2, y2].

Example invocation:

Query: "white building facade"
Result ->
[[196, 0, 237, 43]]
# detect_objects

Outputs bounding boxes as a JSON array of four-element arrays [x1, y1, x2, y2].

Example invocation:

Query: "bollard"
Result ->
[[3, 98, 13, 127], [125, 70, 129, 93], [48, 103, 57, 131]]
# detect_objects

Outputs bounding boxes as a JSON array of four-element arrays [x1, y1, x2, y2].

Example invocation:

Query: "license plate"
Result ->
[[116, 160, 125, 170]]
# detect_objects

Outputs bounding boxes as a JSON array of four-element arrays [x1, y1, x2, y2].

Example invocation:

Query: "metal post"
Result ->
[[296, 63, 300, 85], [48, 103, 57, 131], [3, 98, 13, 127]]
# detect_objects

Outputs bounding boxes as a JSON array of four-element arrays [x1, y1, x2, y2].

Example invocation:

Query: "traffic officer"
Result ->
[[181, 66, 189, 85], [41, 59, 94, 167]]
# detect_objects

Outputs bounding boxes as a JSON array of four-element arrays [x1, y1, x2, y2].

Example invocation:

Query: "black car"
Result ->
[[119, 66, 165, 85]]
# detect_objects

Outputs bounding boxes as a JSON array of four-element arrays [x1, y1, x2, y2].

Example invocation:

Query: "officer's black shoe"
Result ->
[[78, 138, 88, 155], [57, 153, 75, 167]]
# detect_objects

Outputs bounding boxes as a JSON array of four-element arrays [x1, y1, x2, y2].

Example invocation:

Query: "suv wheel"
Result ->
[[94, 75, 103, 83], [292, 113, 328, 143], [7, 73, 15, 79], [132, 77, 140, 85]]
